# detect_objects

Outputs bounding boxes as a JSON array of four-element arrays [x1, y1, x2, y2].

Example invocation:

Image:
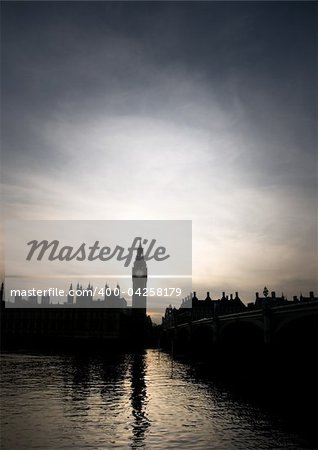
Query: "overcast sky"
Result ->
[[1, 1, 317, 314]]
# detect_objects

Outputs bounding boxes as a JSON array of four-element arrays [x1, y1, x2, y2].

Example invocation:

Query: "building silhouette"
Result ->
[[163, 287, 318, 327], [132, 241, 147, 311], [1, 242, 150, 348]]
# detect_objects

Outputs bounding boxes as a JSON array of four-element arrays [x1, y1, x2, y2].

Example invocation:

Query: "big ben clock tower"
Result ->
[[132, 240, 147, 312]]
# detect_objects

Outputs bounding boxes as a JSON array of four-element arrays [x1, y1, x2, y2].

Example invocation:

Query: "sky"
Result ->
[[1, 1, 317, 319]]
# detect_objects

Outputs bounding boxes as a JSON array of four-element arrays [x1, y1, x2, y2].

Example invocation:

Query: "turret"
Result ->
[[67, 283, 74, 305], [132, 239, 147, 311]]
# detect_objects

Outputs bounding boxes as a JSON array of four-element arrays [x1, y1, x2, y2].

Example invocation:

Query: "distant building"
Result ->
[[41, 293, 50, 306], [248, 288, 318, 309], [9, 242, 146, 310], [299, 291, 317, 302], [75, 282, 93, 307], [163, 287, 318, 327], [132, 242, 147, 311], [1, 242, 150, 347], [104, 283, 127, 308], [164, 290, 246, 326], [29, 294, 38, 305], [254, 290, 288, 308], [67, 284, 74, 305]]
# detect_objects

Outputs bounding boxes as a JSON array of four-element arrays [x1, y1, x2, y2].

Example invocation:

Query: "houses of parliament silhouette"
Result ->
[[1, 241, 151, 348], [11, 240, 148, 310]]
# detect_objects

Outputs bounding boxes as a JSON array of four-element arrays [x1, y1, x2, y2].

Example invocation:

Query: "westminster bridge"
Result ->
[[160, 294, 318, 446], [161, 293, 318, 353]]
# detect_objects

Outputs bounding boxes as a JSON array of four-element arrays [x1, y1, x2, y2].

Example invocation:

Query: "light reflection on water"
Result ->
[[0, 350, 309, 449]]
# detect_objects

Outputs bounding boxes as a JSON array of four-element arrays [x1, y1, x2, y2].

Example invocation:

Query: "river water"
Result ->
[[0, 349, 311, 449]]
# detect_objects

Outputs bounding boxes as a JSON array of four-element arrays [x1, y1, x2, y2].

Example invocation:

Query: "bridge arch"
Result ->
[[191, 323, 214, 351], [272, 313, 317, 353], [218, 319, 264, 346], [274, 311, 318, 339], [216, 320, 265, 371]]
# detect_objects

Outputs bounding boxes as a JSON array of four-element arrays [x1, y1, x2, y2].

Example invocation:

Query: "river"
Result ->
[[0, 349, 311, 449]]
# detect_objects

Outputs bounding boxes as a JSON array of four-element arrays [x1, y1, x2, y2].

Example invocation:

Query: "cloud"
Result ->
[[1, 1, 317, 311]]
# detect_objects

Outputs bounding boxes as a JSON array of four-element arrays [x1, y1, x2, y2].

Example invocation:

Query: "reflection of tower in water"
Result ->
[[132, 239, 147, 312], [130, 352, 150, 447]]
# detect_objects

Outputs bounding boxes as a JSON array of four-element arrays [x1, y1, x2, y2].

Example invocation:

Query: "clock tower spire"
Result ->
[[132, 238, 147, 312]]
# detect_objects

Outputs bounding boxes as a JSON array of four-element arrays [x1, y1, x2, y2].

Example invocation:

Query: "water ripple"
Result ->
[[0, 350, 310, 449]]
